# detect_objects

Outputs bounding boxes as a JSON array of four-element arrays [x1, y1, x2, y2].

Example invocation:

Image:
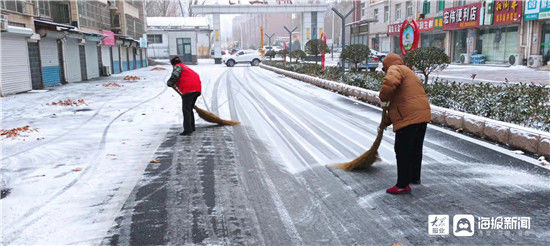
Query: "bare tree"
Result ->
[[145, 0, 183, 17]]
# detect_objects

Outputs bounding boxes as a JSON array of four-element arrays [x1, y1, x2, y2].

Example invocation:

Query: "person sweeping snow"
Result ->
[[379, 53, 431, 195], [167, 57, 202, 135], [167, 57, 239, 136]]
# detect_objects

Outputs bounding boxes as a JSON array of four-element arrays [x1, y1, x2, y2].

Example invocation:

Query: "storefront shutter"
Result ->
[[1, 34, 32, 95]]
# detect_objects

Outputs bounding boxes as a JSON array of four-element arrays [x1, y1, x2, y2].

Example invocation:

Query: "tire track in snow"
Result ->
[[3, 71, 172, 243], [225, 69, 305, 245], [240, 67, 400, 244]]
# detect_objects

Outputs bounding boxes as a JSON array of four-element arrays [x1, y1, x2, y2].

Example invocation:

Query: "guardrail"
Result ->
[[260, 63, 550, 159]]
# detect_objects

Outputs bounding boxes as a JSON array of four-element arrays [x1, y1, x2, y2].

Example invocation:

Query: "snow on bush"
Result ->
[[263, 60, 550, 131]]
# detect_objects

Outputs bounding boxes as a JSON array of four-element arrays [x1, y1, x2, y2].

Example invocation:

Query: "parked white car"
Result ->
[[222, 50, 265, 67]]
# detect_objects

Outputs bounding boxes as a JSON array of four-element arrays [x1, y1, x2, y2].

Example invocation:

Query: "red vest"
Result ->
[[176, 63, 202, 94]]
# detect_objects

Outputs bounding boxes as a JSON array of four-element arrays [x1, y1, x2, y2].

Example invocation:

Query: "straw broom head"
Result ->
[[194, 105, 240, 126], [331, 110, 388, 171]]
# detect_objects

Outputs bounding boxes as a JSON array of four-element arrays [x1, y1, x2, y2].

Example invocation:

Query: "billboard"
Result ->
[[493, 0, 523, 24], [525, 0, 550, 20], [442, 2, 482, 30]]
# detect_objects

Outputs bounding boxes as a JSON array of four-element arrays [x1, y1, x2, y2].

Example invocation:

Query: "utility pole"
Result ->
[[284, 26, 297, 62], [332, 7, 355, 71], [265, 33, 275, 47]]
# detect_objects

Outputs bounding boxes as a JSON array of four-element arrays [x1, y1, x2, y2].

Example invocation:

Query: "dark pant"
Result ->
[[181, 91, 201, 133], [394, 123, 427, 188]]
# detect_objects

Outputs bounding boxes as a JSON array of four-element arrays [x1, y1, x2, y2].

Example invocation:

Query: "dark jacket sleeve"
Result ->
[[167, 66, 182, 87]]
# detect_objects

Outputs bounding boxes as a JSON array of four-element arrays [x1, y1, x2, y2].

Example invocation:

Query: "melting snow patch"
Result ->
[[466, 165, 549, 190]]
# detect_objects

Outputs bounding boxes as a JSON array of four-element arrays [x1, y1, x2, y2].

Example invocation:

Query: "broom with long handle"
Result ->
[[171, 86, 240, 126], [331, 109, 388, 171]]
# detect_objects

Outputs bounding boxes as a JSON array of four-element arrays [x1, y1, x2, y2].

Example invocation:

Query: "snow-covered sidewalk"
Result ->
[[432, 64, 549, 85], [1, 65, 183, 244]]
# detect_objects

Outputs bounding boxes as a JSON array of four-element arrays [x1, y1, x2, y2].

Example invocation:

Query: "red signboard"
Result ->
[[442, 2, 481, 30], [417, 18, 435, 32], [101, 30, 115, 46], [388, 18, 434, 35], [493, 0, 522, 25]]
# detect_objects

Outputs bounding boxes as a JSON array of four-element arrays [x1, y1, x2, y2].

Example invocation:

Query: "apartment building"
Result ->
[[0, 0, 148, 96]]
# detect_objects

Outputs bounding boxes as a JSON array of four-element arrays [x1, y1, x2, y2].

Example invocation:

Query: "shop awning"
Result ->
[[4, 25, 34, 36], [34, 19, 75, 29]]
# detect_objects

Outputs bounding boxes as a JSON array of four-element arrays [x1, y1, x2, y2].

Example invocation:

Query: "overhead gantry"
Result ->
[[191, 3, 328, 63]]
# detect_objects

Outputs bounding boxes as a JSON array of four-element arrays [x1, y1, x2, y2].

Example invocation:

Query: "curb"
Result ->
[[260, 63, 550, 159]]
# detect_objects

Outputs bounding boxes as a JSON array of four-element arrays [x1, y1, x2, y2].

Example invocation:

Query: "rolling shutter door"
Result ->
[[0, 33, 32, 95], [129, 47, 134, 70], [85, 41, 99, 79], [120, 47, 128, 71], [40, 37, 61, 86], [113, 46, 120, 73], [65, 38, 81, 82], [101, 46, 111, 68], [137, 49, 142, 68]]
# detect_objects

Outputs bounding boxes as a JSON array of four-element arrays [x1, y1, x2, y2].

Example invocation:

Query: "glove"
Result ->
[[380, 101, 390, 109]]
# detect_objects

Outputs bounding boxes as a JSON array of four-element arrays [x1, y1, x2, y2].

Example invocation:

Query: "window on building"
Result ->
[[147, 34, 162, 44], [423, 0, 431, 14], [51, 2, 71, 24], [396, 3, 402, 20], [438, 0, 445, 12], [374, 8, 379, 22], [38, 0, 51, 16], [78, 1, 110, 30], [384, 6, 389, 22], [406, 1, 412, 17], [2, 0, 25, 13]]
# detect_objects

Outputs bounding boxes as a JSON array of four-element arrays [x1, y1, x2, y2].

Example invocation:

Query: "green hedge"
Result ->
[[262, 60, 550, 131]]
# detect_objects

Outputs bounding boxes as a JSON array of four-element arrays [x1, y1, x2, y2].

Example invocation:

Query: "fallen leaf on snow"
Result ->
[[103, 82, 123, 87], [73, 167, 82, 172], [540, 160, 549, 166], [47, 98, 87, 106], [123, 75, 141, 81], [151, 67, 166, 71], [1, 125, 37, 138]]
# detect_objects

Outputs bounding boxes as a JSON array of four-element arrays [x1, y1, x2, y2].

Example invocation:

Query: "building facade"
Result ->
[[146, 17, 212, 65], [0, 0, 148, 96], [359, 0, 548, 67]]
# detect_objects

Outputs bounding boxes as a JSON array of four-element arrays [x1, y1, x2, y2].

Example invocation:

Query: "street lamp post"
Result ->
[[265, 33, 275, 47], [332, 7, 355, 71], [284, 26, 297, 62]]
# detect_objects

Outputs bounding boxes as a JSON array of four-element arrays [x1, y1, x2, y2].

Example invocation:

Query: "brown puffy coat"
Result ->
[[379, 53, 431, 132]]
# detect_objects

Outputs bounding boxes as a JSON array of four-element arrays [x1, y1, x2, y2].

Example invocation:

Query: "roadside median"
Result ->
[[260, 63, 550, 160]]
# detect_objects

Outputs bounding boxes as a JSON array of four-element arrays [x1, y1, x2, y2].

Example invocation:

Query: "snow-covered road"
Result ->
[[1, 66, 182, 244], [2, 61, 549, 244]]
